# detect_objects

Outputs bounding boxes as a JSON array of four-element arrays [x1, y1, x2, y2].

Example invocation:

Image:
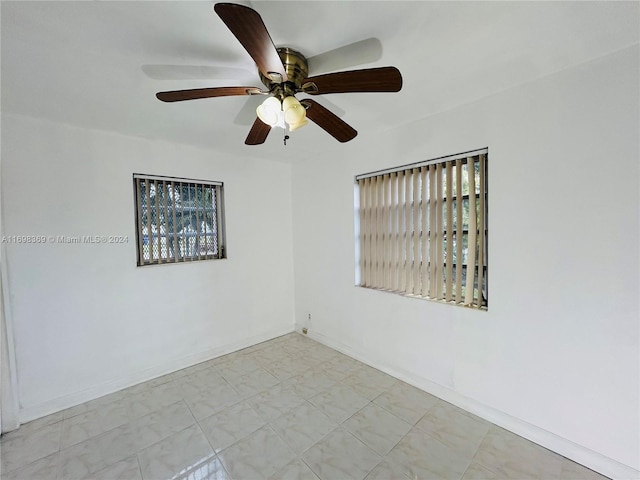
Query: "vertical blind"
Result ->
[[134, 174, 225, 266], [356, 150, 487, 308]]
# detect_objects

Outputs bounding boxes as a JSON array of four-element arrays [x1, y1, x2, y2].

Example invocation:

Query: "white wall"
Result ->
[[1, 37, 637, 479], [1, 115, 296, 421], [291, 45, 639, 478]]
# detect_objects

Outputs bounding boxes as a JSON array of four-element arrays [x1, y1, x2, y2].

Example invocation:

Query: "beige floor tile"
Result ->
[[270, 401, 337, 455], [0, 452, 59, 480], [246, 382, 306, 421], [0, 421, 61, 475], [60, 400, 130, 448], [92, 456, 142, 480], [386, 428, 476, 480], [132, 400, 197, 451], [267, 458, 321, 480], [199, 401, 267, 452], [58, 400, 194, 479], [373, 381, 439, 424], [559, 458, 611, 480], [308, 383, 369, 423], [341, 366, 397, 400], [183, 381, 241, 420], [461, 461, 502, 480], [186, 367, 230, 389], [263, 355, 314, 380], [138, 424, 227, 480], [1, 334, 608, 480], [217, 425, 296, 480], [343, 402, 412, 455], [364, 460, 412, 480], [302, 428, 382, 480], [282, 369, 338, 399], [58, 422, 137, 479], [473, 426, 564, 480], [225, 367, 280, 398], [0, 412, 63, 444], [414, 401, 490, 455], [61, 390, 125, 420], [124, 381, 186, 419], [216, 355, 261, 380]]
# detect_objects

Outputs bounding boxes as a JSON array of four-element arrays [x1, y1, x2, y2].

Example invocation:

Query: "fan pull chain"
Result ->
[[283, 132, 290, 146]]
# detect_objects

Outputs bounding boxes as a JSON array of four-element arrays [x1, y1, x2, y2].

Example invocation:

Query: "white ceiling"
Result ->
[[2, 1, 638, 162]]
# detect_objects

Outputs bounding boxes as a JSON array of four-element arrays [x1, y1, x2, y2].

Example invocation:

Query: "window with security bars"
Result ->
[[355, 149, 487, 308], [133, 174, 226, 266]]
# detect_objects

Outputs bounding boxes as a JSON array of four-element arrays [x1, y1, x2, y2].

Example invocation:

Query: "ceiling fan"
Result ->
[[155, 3, 403, 145]]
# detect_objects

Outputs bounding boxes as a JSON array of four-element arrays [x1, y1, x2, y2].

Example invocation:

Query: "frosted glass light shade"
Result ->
[[282, 96, 307, 127], [288, 117, 308, 131], [256, 97, 282, 126]]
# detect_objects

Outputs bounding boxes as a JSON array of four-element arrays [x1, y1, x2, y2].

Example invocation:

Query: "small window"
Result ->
[[355, 149, 487, 309], [133, 174, 226, 266]]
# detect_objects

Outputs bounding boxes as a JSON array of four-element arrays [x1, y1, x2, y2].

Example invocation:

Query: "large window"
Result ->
[[134, 174, 226, 266], [355, 149, 487, 309]]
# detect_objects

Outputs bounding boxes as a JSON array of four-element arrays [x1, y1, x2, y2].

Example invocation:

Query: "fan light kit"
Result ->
[[155, 3, 403, 145], [257, 95, 308, 131]]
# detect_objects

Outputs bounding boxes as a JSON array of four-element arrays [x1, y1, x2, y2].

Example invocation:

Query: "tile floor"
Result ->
[[0, 333, 609, 480]]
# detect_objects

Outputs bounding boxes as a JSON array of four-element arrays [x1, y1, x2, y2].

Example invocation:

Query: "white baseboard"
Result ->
[[304, 328, 639, 480], [19, 326, 294, 424]]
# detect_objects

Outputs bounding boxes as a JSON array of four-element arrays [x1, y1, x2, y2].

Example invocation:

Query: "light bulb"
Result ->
[[275, 110, 286, 130], [256, 97, 282, 127]]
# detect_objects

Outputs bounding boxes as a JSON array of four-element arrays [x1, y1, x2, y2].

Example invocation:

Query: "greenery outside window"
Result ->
[[134, 174, 226, 266]]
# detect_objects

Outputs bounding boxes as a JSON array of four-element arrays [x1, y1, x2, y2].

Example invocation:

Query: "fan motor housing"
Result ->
[[259, 47, 309, 92]]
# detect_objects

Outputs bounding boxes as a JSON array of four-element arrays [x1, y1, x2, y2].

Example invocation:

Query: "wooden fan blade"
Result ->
[[214, 3, 288, 82], [301, 99, 357, 143], [156, 86, 262, 102], [245, 117, 271, 145], [302, 66, 402, 95]]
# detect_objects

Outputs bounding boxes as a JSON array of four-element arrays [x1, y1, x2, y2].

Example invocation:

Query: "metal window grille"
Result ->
[[133, 174, 226, 266], [355, 149, 488, 309]]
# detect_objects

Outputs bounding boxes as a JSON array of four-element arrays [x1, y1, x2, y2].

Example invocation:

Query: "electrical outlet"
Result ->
[[308, 313, 312, 321]]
